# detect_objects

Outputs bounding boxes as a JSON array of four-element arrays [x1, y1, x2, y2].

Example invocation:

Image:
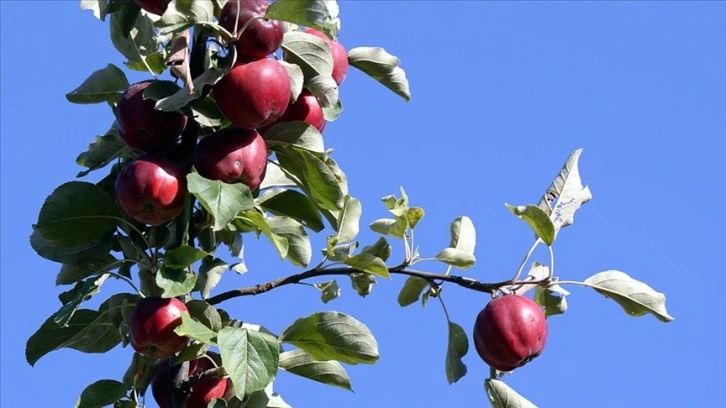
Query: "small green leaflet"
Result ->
[[445, 321, 468, 384], [65, 64, 129, 104], [348, 47, 411, 102], [505, 204, 555, 246], [485, 379, 538, 408], [279, 349, 352, 391], [397, 276, 429, 307]]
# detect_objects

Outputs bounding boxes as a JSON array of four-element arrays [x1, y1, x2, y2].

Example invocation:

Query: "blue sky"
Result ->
[[2, 1, 725, 407]]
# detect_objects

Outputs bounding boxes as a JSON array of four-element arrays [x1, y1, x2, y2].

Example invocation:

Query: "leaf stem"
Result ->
[[511, 238, 541, 283], [437, 294, 451, 322], [547, 244, 555, 279], [108, 272, 142, 295]]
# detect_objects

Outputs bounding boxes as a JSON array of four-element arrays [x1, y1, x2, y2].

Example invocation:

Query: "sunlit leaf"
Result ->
[[156, 266, 197, 298], [279, 349, 352, 391], [218, 327, 280, 398], [583, 270, 674, 322], [187, 173, 255, 231], [397, 276, 429, 307], [348, 47, 411, 101], [537, 148, 592, 240], [505, 204, 555, 246], [314, 280, 340, 304], [266, 1, 340, 40], [485, 379, 537, 408], [280, 311, 379, 365]]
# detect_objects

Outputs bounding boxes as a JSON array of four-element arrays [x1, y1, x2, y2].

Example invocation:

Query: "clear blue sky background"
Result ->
[[2, 2, 725, 407]]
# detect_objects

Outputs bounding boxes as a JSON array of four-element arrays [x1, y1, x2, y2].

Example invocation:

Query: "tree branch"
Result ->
[[206, 266, 518, 305]]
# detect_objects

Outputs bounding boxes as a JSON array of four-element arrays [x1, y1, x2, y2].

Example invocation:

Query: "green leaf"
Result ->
[[155, 62, 233, 112], [155, 0, 214, 30], [257, 189, 325, 232], [350, 273, 376, 297], [322, 97, 343, 121], [534, 286, 568, 317], [282, 31, 333, 79], [314, 280, 340, 304], [279, 60, 304, 102], [53, 274, 110, 327], [268, 216, 312, 267], [279, 349, 352, 391], [505, 204, 556, 246], [275, 147, 345, 211], [434, 248, 476, 269], [195, 257, 228, 299], [156, 266, 197, 298], [218, 327, 280, 398], [187, 173, 255, 231], [174, 313, 217, 344], [186, 299, 223, 332], [56, 255, 120, 285], [406, 207, 425, 229], [74, 379, 127, 408], [35, 182, 120, 248], [583, 270, 674, 322], [266, 1, 340, 40], [122, 352, 156, 391], [109, 3, 160, 71], [347, 47, 411, 101], [448, 216, 476, 254], [335, 196, 361, 243], [259, 162, 298, 190], [445, 321, 468, 384], [66, 64, 129, 104], [263, 121, 325, 153], [163, 245, 208, 268], [485, 379, 537, 408], [26, 294, 138, 365], [305, 74, 339, 109], [236, 210, 289, 260], [31, 229, 113, 265], [280, 312, 379, 365], [76, 126, 131, 177], [397, 276, 429, 307], [360, 237, 392, 262], [343, 253, 389, 278], [537, 148, 592, 240], [369, 217, 407, 238]]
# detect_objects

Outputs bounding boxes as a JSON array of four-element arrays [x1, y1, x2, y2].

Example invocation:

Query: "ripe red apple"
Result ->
[[219, 0, 283, 58], [115, 155, 187, 226], [128, 297, 189, 359], [116, 81, 187, 152], [134, 0, 171, 15], [260, 89, 326, 134], [472, 295, 547, 372], [213, 58, 290, 129], [193, 127, 268, 190], [303, 28, 349, 85], [151, 352, 229, 408]]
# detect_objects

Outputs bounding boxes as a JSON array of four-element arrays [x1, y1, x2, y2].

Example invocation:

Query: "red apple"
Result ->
[[472, 295, 547, 372], [213, 58, 290, 129], [151, 352, 229, 408], [116, 81, 187, 152], [219, 0, 283, 59], [115, 155, 187, 226], [260, 89, 326, 134], [303, 28, 349, 85], [128, 297, 189, 359], [134, 0, 171, 15], [193, 127, 268, 190]]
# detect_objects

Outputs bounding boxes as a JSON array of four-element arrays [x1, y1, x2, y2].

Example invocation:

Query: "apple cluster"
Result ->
[[115, 1, 351, 406], [115, 0, 349, 228]]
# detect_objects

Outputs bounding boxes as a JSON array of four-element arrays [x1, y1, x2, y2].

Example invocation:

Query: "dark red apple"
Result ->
[[260, 89, 326, 134], [303, 28, 349, 85], [472, 295, 547, 372], [213, 58, 290, 129], [219, 0, 283, 59], [116, 81, 187, 152], [128, 297, 189, 359], [151, 352, 229, 408], [115, 155, 187, 226], [193, 127, 268, 190], [134, 0, 171, 15]]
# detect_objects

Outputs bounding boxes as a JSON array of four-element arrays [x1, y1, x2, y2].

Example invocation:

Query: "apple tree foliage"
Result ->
[[26, 0, 674, 407]]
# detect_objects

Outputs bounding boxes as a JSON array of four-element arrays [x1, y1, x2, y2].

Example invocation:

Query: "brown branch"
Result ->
[[206, 266, 517, 305]]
